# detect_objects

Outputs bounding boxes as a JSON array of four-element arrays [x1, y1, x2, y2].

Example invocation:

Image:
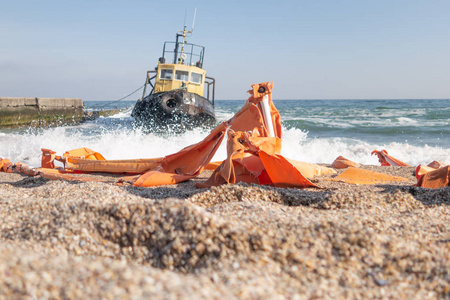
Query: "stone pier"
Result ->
[[0, 97, 84, 127]]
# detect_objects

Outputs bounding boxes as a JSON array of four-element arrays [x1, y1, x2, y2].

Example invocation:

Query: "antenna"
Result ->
[[183, 8, 187, 26], [191, 8, 197, 31]]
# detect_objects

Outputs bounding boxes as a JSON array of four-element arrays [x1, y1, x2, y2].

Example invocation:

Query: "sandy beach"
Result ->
[[0, 166, 449, 299]]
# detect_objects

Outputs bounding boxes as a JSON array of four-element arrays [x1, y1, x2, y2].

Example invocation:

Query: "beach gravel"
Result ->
[[0, 166, 449, 299]]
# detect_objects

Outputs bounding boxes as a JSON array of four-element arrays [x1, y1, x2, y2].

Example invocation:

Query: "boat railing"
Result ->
[[162, 42, 205, 66], [205, 76, 215, 106], [141, 70, 157, 100]]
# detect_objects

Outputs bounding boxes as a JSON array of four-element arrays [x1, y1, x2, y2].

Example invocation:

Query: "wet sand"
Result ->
[[0, 166, 449, 299]]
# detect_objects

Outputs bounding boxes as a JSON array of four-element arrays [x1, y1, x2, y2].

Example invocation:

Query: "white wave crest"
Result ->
[[280, 127, 450, 166]]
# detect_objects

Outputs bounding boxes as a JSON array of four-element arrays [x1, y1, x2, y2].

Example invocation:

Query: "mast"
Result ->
[[173, 25, 192, 65], [173, 10, 196, 65], [173, 32, 180, 64]]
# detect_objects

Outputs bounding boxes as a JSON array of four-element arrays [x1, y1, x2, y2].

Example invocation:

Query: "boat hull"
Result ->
[[132, 90, 215, 131]]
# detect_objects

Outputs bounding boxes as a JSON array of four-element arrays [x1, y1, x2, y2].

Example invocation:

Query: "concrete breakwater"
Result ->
[[0, 97, 84, 127]]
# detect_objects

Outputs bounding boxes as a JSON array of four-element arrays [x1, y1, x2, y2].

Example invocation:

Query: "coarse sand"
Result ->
[[0, 166, 449, 299]]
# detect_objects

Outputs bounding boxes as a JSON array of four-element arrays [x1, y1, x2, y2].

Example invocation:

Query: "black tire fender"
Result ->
[[160, 93, 182, 113]]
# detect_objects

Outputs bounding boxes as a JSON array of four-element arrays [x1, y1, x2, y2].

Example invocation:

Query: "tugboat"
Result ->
[[132, 25, 216, 131]]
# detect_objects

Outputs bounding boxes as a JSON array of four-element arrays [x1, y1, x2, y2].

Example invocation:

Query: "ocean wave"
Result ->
[[281, 128, 450, 166]]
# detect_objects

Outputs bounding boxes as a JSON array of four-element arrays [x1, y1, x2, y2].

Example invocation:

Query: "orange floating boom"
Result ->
[[371, 150, 410, 167]]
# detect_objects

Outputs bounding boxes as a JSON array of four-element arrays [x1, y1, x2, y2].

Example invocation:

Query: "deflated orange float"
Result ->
[[414, 162, 450, 188], [371, 150, 410, 167], [331, 156, 359, 169], [196, 130, 317, 188], [0, 158, 13, 172], [330, 167, 409, 185], [286, 160, 336, 178], [415, 164, 436, 180], [415, 165, 450, 188]]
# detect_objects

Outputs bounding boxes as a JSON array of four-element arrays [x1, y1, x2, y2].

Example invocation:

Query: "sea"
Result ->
[[1, 99, 449, 168]]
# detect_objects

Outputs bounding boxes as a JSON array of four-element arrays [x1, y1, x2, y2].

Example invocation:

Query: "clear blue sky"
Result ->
[[1, 0, 450, 100]]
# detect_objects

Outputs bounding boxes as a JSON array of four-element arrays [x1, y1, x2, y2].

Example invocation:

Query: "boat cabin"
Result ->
[[155, 63, 206, 97]]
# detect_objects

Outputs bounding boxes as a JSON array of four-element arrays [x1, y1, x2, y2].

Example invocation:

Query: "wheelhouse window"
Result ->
[[175, 70, 189, 81], [190, 72, 202, 84], [160, 69, 173, 80]]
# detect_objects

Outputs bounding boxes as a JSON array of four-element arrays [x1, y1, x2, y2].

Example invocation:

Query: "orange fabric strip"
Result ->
[[133, 170, 195, 187], [331, 167, 409, 185], [259, 152, 317, 188], [66, 157, 163, 174]]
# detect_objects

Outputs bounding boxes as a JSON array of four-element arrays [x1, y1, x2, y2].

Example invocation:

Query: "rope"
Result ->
[[90, 84, 145, 109]]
